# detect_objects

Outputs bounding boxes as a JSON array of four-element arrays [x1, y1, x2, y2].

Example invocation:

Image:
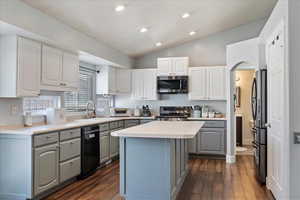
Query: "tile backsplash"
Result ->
[[115, 94, 227, 115]]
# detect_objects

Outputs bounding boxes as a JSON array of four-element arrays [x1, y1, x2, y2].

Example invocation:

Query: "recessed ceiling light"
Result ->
[[189, 31, 196, 36], [140, 27, 148, 33], [182, 13, 190, 19], [156, 42, 162, 47], [115, 5, 125, 12]]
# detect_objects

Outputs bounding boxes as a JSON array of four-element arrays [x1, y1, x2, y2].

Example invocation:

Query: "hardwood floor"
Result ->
[[45, 155, 273, 200]]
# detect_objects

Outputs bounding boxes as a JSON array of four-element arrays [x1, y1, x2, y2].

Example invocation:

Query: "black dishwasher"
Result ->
[[79, 125, 100, 179]]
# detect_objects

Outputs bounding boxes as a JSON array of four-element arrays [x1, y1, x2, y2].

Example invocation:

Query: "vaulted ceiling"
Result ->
[[21, 0, 277, 58]]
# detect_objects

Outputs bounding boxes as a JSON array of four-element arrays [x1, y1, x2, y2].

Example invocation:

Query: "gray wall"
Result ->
[[115, 19, 267, 113], [134, 18, 267, 68]]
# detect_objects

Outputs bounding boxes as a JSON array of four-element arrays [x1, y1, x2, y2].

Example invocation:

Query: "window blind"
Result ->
[[64, 68, 94, 112]]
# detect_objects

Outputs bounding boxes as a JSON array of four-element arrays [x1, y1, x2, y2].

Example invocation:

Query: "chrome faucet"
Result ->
[[86, 100, 96, 118]]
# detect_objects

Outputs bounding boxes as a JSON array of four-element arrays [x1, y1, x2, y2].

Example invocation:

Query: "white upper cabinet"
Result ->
[[131, 69, 157, 100], [96, 66, 131, 95], [188, 67, 208, 100], [207, 67, 227, 100], [42, 45, 63, 87], [41, 45, 79, 91], [62, 52, 79, 88], [157, 57, 189, 76], [0, 36, 41, 97], [189, 66, 226, 100], [116, 68, 131, 94]]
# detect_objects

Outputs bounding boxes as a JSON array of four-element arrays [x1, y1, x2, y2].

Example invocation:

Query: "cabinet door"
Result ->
[[34, 144, 59, 195], [116, 68, 131, 94], [143, 69, 157, 100], [62, 52, 79, 88], [207, 66, 226, 100], [100, 135, 110, 163], [42, 45, 63, 86], [17, 37, 41, 96], [110, 135, 119, 157], [108, 67, 117, 94], [198, 129, 225, 154], [188, 134, 197, 153], [131, 70, 144, 100], [172, 57, 188, 76], [188, 67, 208, 100], [157, 58, 172, 76]]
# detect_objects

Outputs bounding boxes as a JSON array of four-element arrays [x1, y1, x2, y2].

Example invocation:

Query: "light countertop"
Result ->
[[0, 116, 156, 136], [187, 117, 226, 121], [111, 121, 205, 139]]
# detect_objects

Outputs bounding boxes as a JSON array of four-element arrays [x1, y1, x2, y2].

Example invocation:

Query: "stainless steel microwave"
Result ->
[[157, 76, 188, 94]]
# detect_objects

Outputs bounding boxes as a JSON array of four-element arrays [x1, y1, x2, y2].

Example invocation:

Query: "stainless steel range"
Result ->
[[158, 106, 192, 121]]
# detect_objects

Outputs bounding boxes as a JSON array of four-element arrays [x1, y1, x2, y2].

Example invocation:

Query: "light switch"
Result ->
[[294, 132, 300, 144]]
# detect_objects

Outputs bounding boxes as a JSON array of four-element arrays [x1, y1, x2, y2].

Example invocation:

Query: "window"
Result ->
[[64, 68, 95, 112], [23, 96, 61, 114]]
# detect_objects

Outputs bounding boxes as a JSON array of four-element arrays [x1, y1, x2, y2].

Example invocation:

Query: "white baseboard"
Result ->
[[226, 154, 236, 163]]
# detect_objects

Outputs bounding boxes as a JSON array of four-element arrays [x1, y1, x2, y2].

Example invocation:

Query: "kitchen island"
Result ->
[[112, 121, 204, 200]]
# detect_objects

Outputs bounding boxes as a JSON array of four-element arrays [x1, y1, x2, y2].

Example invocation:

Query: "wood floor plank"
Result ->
[[44, 155, 274, 200]]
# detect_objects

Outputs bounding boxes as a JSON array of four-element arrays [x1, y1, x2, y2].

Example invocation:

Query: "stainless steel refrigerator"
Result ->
[[251, 69, 267, 184]]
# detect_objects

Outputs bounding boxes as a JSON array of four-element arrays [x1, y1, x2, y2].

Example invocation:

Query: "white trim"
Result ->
[[226, 154, 236, 164]]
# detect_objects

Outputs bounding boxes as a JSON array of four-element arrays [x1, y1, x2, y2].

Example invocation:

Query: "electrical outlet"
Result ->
[[10, 104, 19, 115]]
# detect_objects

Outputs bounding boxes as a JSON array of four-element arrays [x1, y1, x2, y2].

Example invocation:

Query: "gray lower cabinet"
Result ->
[[34, 143, 59, 196], [60, 157, 81, 183], [100, 133, 110, 163], [198, 128, 225, 154], [188, 120, 226, 156], [110, 133, 119, 158]]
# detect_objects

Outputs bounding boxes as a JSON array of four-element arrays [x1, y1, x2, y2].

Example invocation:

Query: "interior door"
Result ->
[[266, 22, 285, 199]]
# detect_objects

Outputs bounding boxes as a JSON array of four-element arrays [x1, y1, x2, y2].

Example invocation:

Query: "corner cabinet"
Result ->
[[157, 57, 189, 76], [189, 66, 227, 100], [0, 36, 41, 97], [96, 66, 131, 95], [41, 45, 79, 91], [131, 69, 157, 100]]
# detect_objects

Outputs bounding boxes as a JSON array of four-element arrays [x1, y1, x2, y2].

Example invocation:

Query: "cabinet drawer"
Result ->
[[34, 132, 59, 147], [202, 121, 225, 128], [99, 123, 109, 132], [124, 120, 139, 128], [110, 121, 119, 130], [60, 157, 81, 183], [100, 130, 110, 136], [60, 138, 81, 161], [60, 128, 81, 141]]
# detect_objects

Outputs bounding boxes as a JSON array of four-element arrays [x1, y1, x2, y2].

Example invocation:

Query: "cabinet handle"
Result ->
[[46, 136, 51, 139], [70, 162, 73, 165], [70, 142, 74, 145]]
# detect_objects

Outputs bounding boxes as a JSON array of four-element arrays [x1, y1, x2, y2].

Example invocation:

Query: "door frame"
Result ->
[[226, 61, 257, 163]]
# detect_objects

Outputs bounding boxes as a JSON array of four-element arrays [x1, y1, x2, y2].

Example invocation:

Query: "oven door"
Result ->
[[157, 76, 188, 94]]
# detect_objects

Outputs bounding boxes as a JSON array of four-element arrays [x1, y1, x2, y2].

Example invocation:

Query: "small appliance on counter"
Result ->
[[46, 108, 66, 124], [110, 107, 131, 117], [192, 105, 202, 118], [23, 111, 33, 127], [133, 106, 141, 117], [141, 105, 152, 117]]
